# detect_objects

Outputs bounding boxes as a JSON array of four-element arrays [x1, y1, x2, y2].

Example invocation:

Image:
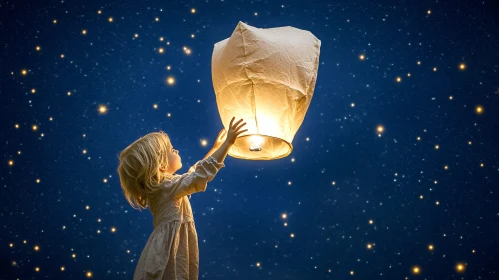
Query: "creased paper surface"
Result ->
[[212, 21, 321, 160]]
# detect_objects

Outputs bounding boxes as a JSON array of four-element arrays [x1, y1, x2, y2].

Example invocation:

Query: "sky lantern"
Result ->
[[212, 21, 321, 160]]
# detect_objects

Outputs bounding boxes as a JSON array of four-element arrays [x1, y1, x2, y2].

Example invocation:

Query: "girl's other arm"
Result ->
[[210, 140, 231, 164]]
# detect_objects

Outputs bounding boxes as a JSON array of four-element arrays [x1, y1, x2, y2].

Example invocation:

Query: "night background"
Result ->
[[1, 0, 499, 279]]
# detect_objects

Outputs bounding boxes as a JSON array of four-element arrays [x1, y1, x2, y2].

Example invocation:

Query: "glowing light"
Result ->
[[97, 10, 102, 14], [475, 105, 483, 114], [480, 163, 484, 167], [427, 10, 431, 14], [435, 144, 439, 150], [456, 263, 466, 273], [15, 124, 19, 128], [98, 105, 108, 114], [8, 160, 14, 166], [32, 125, 38, 131], [36, 179, 40, 183], [166, 76, 175, 85], [103, 178, 108, 183], [281, 213, 287, 219], [249, 135, 263, 151], [85, 205, 90, 210], [459, 63, 466, 70], [332, 181, 336, 185], [411, 265, 421, 275], [35, 46, 41, 51], [159, 37, 164, 41], [350, 271, 354, 275], [435, 201, 440, 205], [82, 29, 87, 35], [166, 65, 171, 70], [449, 96, 453, 100], [366, 243, 373, 249], [86, 271, 93, 278], [108, 17, 113, 22], [290, 233, 295, 238], [61, 266, 65, 271], [134, 33, 139, 38], [428, 244, 434, 251], [256, 262, 261, 267], [167, 113, 171, 117], [191, 34, 195, 38], [350, 103, 355, 107], [433, 67, 437, 71], [369, 219, 374, 224], [34, 245, 39, 251], [396, 76, 402, 82], [158, 47, 164, 54], [111, 227, 116, 232], [153, 104, 158, 109], [201, 139, 208, 147], [60, 54, 65, 58], [359, 54, 365, 60], [417, 61, 421, 65], [53, 19, 57, 24], [417, 136, 421, 141], [21, 69, 28, 76], [183, 46, 191, 55], [407, 73, 411, 77], [31, 88, 36, 94], [67, 91, 71, 96], [444, 165, 448, 170], [82, 149, 87, 154], [376, 125, 384, 133], [155, 17, 159, 22], [191, 8, 196, 14]]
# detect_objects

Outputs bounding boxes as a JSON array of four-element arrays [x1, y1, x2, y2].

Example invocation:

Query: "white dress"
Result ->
[[133, 156, 225, 280]]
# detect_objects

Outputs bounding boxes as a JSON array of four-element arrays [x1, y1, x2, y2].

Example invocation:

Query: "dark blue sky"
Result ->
[[1, 0, 498, 279]]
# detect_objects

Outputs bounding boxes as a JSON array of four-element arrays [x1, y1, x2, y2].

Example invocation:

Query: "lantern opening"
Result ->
[[228, 134, 293, 160]]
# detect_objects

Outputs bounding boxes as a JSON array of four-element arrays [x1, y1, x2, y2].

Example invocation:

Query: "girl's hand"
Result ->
[[214, 128, 227, 148], [225, 117, 248, 145]]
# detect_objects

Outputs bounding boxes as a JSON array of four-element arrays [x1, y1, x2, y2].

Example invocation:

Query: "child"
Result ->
[[117, 117, 247, 280]]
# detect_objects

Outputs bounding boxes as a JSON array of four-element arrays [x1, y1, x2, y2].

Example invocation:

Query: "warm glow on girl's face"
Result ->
[[166, 143, 182, 174]]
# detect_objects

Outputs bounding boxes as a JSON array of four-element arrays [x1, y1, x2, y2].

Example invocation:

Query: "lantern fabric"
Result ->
[[212, 21, 321, 160]]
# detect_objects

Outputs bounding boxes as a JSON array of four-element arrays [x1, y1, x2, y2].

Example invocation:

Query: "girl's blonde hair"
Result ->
[[117, 131, 176, 210]]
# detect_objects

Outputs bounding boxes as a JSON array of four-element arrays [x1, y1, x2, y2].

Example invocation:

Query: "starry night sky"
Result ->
[[1, 0, 499, 279]]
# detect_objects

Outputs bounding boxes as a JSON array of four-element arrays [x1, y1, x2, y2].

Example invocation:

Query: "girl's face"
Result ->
[[165, 142, 182, 174]]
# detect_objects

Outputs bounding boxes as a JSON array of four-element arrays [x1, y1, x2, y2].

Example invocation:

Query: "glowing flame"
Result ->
[[249, 135, 263, 151]]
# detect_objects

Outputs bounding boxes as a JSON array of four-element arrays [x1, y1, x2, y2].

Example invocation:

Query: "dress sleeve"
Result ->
[[162, 156, 225, 200]]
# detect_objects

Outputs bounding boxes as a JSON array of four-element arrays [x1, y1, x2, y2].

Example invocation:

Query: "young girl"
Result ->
[[117, 117, 247, 280]]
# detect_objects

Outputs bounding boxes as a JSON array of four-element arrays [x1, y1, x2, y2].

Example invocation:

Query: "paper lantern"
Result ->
[[212, 21, 321, 160]]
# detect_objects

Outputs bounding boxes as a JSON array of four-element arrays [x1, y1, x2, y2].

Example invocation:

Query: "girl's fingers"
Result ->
[[229, 117, 235, 127], [232, 119, 243, 128], [236, 129, 248, 136], [235, 122, 246, 131]]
